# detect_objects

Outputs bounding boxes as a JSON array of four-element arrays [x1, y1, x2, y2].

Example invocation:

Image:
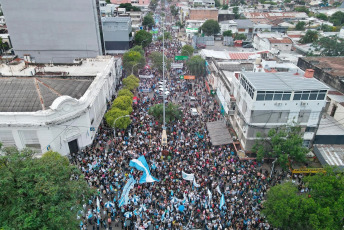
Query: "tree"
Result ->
[[0, 147, 92, 229], [130, 45, 144, 56], [158, 32, 172, 41], [176, 21, 184, 28], [200, 19, 220, 36], [295, 6, 310, 14], [170, 5, 179, 17], [215, 0, 221, 7], [122, 50, 145, 74], [300, 30, 318, 44], [316, 13, 328, 21], [252, 125, 308, 169], [105, 107, 131, 129], [222, 30, 233, 37], [118, 88, 134, 98], [119, 3, 141, 11], [143, 14, 155, 29], [222, 4, 229, 10], [149, 51, 171, 73], [295, 21, 306, 30], [106, 0, 111, 4], [123, 75, 140, 92], [314, 36, 344, 56], [134, 30, 153, 48], [149, 103, 183, 123], [112, 96, 133, 113], [330, 11, 344, 26], [233, 6, 240, 19], [234, 33, 247, 40], [186, 55, 206, 77], [319, 24, 335, 32], [181, 45, 194, 57], [263, 169, 344, 230]]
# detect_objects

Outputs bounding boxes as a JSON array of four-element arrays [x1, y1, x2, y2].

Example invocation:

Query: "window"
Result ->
[[294, 90, 327, 101], [293, 91, 302, 100], [282, 93, 291, 100], [303, 140, 311, 148], [256, 91, 292, 101], [305, 127, 316, 132]]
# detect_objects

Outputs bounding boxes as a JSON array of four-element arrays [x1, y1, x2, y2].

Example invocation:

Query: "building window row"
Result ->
[[256, 90, 327, 101], [293, 90, 326, 101], [240, 76, 254, 99], [256, 91, 291, 101]]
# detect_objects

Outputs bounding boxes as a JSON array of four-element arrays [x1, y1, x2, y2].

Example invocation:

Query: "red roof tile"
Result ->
[[268, 37, 293, 44]]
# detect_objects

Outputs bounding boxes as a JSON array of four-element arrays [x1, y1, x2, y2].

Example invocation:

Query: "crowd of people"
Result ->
[[69, 2, 289, 230]]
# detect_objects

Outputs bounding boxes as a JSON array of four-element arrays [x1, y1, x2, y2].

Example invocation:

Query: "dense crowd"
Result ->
[[69, 3, 288, 230]]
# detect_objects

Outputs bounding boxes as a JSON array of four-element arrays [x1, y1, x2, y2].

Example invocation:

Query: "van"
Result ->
[[190, 108, 198, 116]]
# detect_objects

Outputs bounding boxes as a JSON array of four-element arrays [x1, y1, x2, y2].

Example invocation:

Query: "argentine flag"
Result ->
[[220, 194, 225, 209], [129, 156, 159, 183]]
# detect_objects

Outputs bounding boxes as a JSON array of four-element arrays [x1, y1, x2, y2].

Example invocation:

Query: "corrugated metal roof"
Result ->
[[314, 144, 344, 167], [243, 72, 329, 91]]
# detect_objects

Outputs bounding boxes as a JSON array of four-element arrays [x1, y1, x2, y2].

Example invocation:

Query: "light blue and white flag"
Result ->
[[124, 211, 133, 218], [193, 178, 200, 188], [139, 203, 147, 212], [161, 210, 166, 221], [96, 197, 100, 213], [220, 194, 225, 209], [133, 209, 139, 216], [105, 201, 114, 208], [216, 185, 222, 195], [207, 189, 212, 205], [129, 156, 159, 183], [118, 177, 136, 207], [182, 171, 195, 181]]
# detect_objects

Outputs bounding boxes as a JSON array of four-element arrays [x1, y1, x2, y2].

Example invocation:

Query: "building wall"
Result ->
[[270, 42, 292, 51], [1, 0, 102, 63], [102, 18, 131, 53], [0, 57, 122, 156], [297, 58, 344, 94], [189, 9, 218, 21], [111, 0, 150, 5]]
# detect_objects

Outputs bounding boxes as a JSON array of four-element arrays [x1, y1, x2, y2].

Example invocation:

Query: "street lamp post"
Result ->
[[113, 115, 130, 138], [131, 63, 140, 75], [161, 17, 167, 146]]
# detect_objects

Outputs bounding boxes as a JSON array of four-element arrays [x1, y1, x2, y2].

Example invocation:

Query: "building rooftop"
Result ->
[[0, 77, 92, 112], [234, 19, 254, 28], [299, 56, 344, 77], [243, 72, 329, 91], [314, 144, 344, 168], [0, 56, 116, 77], [268, 37, 293, 44], [244, 12, 308, 19], [229, 51, 269, 60], [102, 17, 131, 23]]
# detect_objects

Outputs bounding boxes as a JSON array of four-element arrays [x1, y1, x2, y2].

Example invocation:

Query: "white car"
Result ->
[[159, 91, 170, 97], [190, 108, 198, 116], [158, 80, 167, 85], [189, 96, 196, 101]]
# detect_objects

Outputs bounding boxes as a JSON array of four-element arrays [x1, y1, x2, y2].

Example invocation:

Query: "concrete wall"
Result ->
[[1, 0, 102, 63], [189, 9, 218, 21]]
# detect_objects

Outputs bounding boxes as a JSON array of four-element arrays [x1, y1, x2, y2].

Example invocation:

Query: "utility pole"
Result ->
[[162, 17, 167, 146]]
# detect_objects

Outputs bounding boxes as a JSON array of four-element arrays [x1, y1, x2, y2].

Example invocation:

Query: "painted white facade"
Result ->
[[231, 72, 328, 150], [0, 57, 122, 156], [220, 20, 238, 34]]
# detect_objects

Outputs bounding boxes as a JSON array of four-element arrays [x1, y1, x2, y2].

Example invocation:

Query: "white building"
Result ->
[[0, 56, 122, 156], [253, 33, 293, 51], [231, 70, 329, 150]]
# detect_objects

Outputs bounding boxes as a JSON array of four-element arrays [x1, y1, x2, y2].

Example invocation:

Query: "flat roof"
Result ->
[[243, 72, 329, 91], [0, 56, 116, 77], [300, 56, 344, 77], [316, 115, 344, 136], [0, 77, 92, 112]]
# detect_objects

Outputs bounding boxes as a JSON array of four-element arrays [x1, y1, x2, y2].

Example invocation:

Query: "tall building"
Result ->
[[1, 0, 103, 63]]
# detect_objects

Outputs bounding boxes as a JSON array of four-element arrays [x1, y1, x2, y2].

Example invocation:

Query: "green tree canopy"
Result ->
[[200, 19, 221, 36], [330, 11, 344, 26], [149, 51, 171, 73], [233, 6, 240, 19], [149, 103, 183, 123], [134, 30, 153, 48], [252, 125, 308, 169], [0, 147, 92, 229], [105, 107, 131, 129], [170, 5, 179, 16], [316, 13, 328, 21], [223, 30, 233, 37], [157, 32, 172, 41], [118, 88, 134, 98], [123, 75, 140, 92], [300, 30, 318, 43], [264, 168, 344, 229], [130, 45, 145, 56], [122, 50, 146, 75], [181, 45, 194, 57], [186, 55, 206, 78], [313, 36, 344, 56], [112, 96, 133, 113], [119, 3, 141, 11], [295, 6, 310, 14], [215, 0, 221, 7], [222, 4, 229, 10], [143, 13, 155, 29], [234, 33, 247, 40], [295, 21, 306, 30]]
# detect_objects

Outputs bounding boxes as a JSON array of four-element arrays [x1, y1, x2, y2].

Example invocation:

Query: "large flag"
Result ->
[[193, 178, 200, 188], [96, 197, 100, 213], [182, 171, 195, 181], [130, 156, 159, 183], [118, 177, 136, 207], [220, 194, 225, 209], [216, 185, 222, 195], [207, 189, 212, 205]]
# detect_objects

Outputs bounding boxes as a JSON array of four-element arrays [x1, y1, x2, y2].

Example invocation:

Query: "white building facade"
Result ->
[[232, 71, 328, 150], [0, 57, 122, 156]]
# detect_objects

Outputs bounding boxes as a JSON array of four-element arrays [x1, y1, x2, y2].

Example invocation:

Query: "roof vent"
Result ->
[[294, 69, 299, 75]]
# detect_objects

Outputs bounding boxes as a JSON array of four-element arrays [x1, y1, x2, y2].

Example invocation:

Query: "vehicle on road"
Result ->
[[190, 108, 198, 116], [243, 44, 253, 48]]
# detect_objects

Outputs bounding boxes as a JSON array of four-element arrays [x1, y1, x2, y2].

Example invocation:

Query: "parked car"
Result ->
[[197, 43, 206, 49], [243, 44, 253, 48], [190, 108, 198, 116]]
